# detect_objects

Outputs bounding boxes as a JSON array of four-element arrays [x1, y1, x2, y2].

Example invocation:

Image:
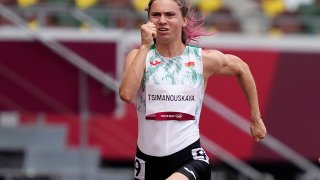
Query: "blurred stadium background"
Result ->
[[0, 0, 320, 179]]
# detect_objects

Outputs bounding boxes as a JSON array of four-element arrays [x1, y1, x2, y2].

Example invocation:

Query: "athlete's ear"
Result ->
[[183, 17, 187, 27]]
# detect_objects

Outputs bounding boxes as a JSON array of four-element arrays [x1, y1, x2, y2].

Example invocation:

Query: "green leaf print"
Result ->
[[193, 48, 201, 61]]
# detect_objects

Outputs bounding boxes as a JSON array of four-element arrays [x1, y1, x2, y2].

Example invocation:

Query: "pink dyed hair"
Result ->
[[146, 0, 210, 45]]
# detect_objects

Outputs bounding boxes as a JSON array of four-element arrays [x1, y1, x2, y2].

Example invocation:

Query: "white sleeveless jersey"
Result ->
[[135, 45, 204, 156]]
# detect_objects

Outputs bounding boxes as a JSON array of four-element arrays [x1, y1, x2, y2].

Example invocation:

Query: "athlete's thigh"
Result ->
[[166, 172, 189, 180], [174, 160, 211, 180]]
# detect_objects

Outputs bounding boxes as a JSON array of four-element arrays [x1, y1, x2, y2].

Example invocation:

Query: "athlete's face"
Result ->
[[148, 0, 186, 43]]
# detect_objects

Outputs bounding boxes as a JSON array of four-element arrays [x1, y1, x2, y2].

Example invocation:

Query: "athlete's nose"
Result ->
[[159, 14, 167, 24]]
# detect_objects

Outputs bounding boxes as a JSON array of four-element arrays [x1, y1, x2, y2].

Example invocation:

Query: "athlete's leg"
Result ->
[[166, 172, 189, 180], [168, 160, 211, 180]]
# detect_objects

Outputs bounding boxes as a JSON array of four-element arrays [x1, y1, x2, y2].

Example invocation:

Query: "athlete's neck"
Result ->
[[155, 41, 186, 58]]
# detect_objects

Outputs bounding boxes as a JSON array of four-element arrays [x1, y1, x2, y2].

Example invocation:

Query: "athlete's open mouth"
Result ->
[[158, 28, 169, 32]]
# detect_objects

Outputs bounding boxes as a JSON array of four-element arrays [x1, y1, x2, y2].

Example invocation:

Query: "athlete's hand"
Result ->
[[141, 21, 157, 47], [250, 117, 267, 142]]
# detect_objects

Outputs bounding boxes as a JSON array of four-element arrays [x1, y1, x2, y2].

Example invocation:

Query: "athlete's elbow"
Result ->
[[119, 88, 135, 104], [240, 61, 250, 73], [235, 59, 250, 76]]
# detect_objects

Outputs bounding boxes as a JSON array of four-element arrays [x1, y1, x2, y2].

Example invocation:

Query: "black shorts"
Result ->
[[134, 139, 211, 180]]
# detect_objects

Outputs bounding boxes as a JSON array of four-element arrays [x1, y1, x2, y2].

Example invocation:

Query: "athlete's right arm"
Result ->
[[119, 22, 156, 103]]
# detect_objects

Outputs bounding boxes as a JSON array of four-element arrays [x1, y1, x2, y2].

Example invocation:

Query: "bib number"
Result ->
[[192, 148, 209, 164], [134, 157, 145, 179]]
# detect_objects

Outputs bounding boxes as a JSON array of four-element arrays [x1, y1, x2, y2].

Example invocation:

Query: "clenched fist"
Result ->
[[250, 117, 267, 142], [141, 21, 157, 47]]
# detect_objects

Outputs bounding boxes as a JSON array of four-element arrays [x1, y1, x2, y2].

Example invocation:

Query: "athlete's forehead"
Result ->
[[149, 0, 181, 13]]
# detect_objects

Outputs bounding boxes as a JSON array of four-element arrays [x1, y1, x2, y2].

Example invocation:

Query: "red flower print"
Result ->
[[185, 61, 195, 67]]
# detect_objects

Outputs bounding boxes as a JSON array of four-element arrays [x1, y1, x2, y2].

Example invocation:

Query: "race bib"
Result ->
[[192, 148, 209, 164], [146, 84, 197, 121], [134, 157, 145, 179]]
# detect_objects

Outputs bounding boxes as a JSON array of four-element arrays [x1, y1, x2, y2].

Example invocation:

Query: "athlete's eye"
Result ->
[[151, 12, 161, 17], [165, 12, 176, 17]]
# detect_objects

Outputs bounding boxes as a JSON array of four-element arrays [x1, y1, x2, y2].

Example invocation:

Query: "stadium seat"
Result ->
[[44, 0, 69, 6], [270, 11, 303, 35], [198, 0, 222, 15], [17, 0, 39, 7], [297, 0, 320, 34], [0, 0, 17, 5], [132, 0, 149, 12], [75, 0, 98, 9], [205, 7, 241, 33], [260, 0, 286, 17]]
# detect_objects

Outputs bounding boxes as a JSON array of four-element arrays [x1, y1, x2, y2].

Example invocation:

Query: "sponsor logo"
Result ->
[[146, 112, 195, 121], [150, 60, 162, 66], [134, 157, 145, 179], [184, 167, 196, 179], [175, 114, 183, 119], [192, 148, 209, 164]]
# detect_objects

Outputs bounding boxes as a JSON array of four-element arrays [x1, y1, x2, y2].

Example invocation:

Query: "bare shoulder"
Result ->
[[202, 49, 227, 64], [202, 49, 224, 58], [202, 49, 227, 76]]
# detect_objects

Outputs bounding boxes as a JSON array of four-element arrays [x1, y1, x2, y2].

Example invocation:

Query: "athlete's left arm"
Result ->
[[204, 51, 267, 142]]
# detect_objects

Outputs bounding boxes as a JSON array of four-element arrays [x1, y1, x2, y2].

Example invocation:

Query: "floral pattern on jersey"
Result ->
[[145, 46, 202, 86], [136, 45, 204, 121]]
